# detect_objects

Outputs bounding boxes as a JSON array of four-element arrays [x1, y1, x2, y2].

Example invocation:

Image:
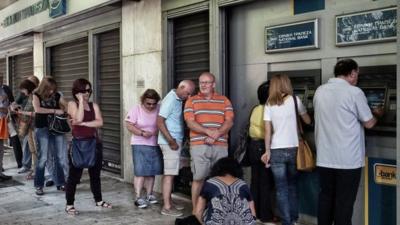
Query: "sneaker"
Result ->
[[18, 167, 30, 174], [161, 207, 183, 217], [35, 187, 44, 196], [134, 198, 148, 209], [146, 194, 158, 204], [172, 201, 184, 210]]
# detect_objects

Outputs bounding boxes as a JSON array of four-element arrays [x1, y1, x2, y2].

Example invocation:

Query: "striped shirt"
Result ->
[[184, 92, 234, 146]]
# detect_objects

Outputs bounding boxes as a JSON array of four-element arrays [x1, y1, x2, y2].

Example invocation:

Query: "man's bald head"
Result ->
[[176, 79, 195, 100]]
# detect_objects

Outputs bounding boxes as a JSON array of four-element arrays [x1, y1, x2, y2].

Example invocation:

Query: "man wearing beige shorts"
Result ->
[[157, 80, 195, 217], [183, 72, 234, 212]]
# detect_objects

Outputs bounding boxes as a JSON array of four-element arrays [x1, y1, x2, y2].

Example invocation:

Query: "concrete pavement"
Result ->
[[0, 148, 192, 225]]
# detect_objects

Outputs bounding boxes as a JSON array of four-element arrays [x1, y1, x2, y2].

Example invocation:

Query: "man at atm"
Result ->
[[313, 59, 382, 225]]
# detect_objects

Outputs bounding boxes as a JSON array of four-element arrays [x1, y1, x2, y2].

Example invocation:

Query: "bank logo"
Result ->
[[374, 163, 396, 186], [49, 0, 66, 18]]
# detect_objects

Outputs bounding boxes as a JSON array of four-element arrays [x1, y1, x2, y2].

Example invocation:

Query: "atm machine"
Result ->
[[357, 65, 396, 225], [268, 70, 321, 224]]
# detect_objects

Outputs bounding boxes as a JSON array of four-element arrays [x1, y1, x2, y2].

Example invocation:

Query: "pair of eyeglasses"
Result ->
[[79, 88, 92, 93], [199, 81, 214, 85]]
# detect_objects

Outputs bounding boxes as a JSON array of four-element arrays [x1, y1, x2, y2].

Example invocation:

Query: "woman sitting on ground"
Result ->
[[194, 157, 256, 225], [65, 78, 112, 215]]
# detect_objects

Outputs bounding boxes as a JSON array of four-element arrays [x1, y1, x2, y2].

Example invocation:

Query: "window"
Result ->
[[294, 0, 324, 15]]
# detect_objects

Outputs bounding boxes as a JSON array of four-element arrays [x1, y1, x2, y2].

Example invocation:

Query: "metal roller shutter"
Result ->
[[10, 52, 33, 95], [0, 58, 5, 83], [50, 38, 89, 101], [173, 12, 209, 86], [96, 29, 121, 174]]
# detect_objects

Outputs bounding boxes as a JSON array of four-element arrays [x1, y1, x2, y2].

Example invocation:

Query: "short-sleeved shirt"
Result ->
[[125, 104, 160, 146], [200, 177, 256, 225], [158, 90, 184, 145], [249, 105, 265, 140], [264, 96, 306, 149], [184, 92, 234, 146], [313, 78, 373, 169]]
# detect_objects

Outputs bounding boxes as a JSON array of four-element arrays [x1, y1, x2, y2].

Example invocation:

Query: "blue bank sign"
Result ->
[[336, 7, 397, 46], [49, 0, 67, 18], [265, 19, 319, 53]]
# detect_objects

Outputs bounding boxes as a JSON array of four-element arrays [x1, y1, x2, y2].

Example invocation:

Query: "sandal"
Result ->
[[95, 201, 112, 209], [25, 171, 34, 180], [65, 205, 79, 215]]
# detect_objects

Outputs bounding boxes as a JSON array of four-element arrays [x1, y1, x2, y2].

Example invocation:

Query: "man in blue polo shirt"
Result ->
[[314, 59, 382, 225], [157, 80, 195, 217]]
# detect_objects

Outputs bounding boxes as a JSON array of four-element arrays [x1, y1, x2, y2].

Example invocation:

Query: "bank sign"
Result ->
[[1, 0, 66, 28], [336, 7, 397, 46], [265, 19, 319, 53]]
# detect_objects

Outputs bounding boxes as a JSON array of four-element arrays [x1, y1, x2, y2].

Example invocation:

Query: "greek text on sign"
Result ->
[[374, 163, 396, 186], [265, 19, 319, 53]]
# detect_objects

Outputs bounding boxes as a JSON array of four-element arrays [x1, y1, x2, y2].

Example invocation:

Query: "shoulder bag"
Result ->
[[293, 96, 315, 171], [48, 113, 71, 135], [70, 103, 101, 168]]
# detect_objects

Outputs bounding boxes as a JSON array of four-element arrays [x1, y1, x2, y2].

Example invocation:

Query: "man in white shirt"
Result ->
[[313, 59, 382, 225]]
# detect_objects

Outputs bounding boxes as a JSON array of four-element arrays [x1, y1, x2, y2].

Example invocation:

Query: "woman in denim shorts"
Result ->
[[125, 89, 162, 209], [261, 74, 311, 225]]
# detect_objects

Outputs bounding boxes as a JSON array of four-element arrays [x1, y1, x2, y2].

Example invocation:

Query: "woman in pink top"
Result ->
[[125, 89, 162, 209]]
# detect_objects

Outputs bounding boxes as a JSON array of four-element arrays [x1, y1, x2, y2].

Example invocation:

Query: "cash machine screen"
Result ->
[[293, 89, 306, 102], [363, 88, 386, 109]]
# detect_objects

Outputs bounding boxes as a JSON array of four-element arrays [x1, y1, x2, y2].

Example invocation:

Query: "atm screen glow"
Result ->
[[363, 88, 386, 108]]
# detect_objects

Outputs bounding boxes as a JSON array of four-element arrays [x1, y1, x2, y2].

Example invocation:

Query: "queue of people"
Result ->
[[0, 58, 381, 225]]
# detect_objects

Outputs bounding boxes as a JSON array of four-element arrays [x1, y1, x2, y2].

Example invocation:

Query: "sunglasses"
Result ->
[[144, 102, 157, 106], [78, 88, 92, 94]]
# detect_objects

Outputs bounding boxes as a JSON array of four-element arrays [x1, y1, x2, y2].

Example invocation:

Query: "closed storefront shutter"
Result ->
[[9, 52, 33, 95], [173, 12, 209, 86], [96, 29, 121, 173], [0, 58, 6, 83], [50, 37, 89, 101]]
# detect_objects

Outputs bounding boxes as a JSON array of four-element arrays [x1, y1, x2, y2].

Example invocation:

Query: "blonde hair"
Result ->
[[267, 74, 293, 106], [35, 76, 57, 99]]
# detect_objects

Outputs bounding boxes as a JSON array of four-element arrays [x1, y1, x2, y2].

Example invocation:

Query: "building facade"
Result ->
[[0, 0, 398, 224]]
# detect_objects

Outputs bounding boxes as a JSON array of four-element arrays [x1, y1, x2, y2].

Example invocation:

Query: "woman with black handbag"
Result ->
[[64, 78, 112, 215], [248, 81, 279, 224], [33, 76, 68, 195]]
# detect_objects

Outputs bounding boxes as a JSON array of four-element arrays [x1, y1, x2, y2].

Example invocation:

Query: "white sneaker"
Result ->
[[146, 194, 158, 204], [134, 198, 148, 209], [18, 167, 30, 174]]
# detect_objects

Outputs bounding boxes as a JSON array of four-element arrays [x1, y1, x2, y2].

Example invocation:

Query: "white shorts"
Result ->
[[160, 142, 182, 176]]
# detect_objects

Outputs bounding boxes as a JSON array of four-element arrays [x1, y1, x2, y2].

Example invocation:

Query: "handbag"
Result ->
[[0, 117, 8, 139], [70, 137, 97, 168], [293, 96, 315, 171], [48, 113, 71, 135], [18, 112, 33, 137]]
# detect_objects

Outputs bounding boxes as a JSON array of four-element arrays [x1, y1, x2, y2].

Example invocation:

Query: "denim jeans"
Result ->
[[22, 135, 32, 169], [34, 127, 66, 188], [270, 147, 298, 225], [46, 135, 69, 180]]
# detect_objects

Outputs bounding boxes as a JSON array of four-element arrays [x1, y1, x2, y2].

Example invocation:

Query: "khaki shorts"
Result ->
[[190, 145, 228, 181], [160, 142, 182, 176]]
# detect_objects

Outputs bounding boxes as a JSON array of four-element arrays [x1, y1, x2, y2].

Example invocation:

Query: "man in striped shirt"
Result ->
[[183, 72, 234, 212]]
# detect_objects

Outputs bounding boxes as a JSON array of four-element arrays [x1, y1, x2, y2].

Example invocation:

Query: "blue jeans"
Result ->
[[270, 147, 298, 225], [34, 127, 66, 188], [22, 135, 32, 169]]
